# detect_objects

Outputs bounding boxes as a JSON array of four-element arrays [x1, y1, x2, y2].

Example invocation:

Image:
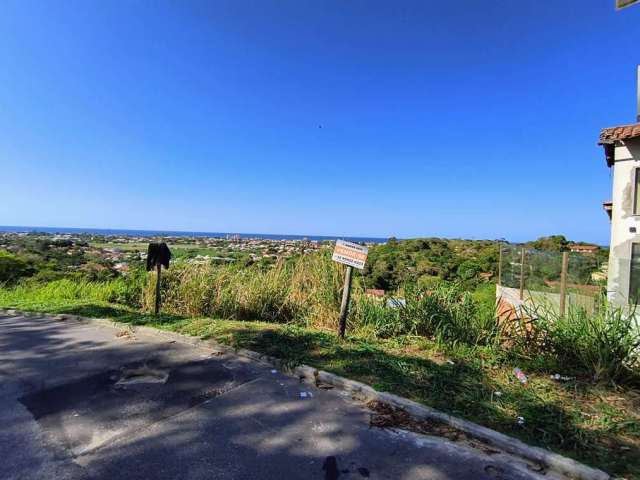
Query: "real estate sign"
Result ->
[[332, 240, 368, 270], [616, 0, 639, 9]]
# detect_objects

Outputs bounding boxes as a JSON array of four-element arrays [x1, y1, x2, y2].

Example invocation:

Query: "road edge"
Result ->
[[1, 308, 611, 480]]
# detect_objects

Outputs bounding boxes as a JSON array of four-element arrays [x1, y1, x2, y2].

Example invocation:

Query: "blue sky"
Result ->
[[1, 1, 639, 244]]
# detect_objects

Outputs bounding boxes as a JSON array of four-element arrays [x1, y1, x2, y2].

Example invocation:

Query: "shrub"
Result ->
[[522, 301, 640, 382], [107, 268, 147, 307], [402, 283, 499, 346], [0, 250, 35, 285], [353, 296, 405, 338], [352, 282, 499, 346]]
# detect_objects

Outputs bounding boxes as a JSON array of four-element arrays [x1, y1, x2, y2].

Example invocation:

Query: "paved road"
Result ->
[[0, 313, 559, 480]]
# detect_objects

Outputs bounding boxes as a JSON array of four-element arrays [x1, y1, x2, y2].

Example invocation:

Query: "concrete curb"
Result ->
[[1, 308, 611, 480]]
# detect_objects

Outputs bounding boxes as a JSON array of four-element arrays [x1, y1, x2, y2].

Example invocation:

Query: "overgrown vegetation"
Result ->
[[362, 237, 499, 291], [520, 302, 640, 383], [0, 236, 636, 477]]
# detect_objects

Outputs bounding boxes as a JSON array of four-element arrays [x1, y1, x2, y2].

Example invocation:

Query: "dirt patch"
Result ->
[[366, 400, 553, 472], [367, 400, 519, 456], [367, 400, 470, 442]]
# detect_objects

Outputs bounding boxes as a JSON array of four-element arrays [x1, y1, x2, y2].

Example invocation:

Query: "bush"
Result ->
[[352, 283, 499, 346], [107, 268, 147, 307], [402, 283, 499, 345], [522, 302, 640, 382], [0, 250, 35, 285], [353, 296, 405, 338]]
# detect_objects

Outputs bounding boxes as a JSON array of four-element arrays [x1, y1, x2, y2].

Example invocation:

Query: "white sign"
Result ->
[[332, 240, 368, 270]]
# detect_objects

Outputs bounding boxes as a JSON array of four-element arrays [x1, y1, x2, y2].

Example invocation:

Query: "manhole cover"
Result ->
[[20, 357, 234, 456]]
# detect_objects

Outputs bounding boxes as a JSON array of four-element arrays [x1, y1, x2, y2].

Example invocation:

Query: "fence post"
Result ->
[[497, 243, 503, 287], [519, 247, 526, 301], [559, 251, 569, 316]]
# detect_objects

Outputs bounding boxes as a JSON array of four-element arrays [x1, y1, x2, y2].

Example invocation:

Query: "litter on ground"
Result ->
[[513, 368, 527, 384]]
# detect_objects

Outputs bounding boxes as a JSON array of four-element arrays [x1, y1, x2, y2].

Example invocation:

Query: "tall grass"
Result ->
[[142, 251, 345, 327], [354, 283, 499, 345], [0, 278, 123, 305], [521, 301, 640, 381], [2, 250, 638, 383], [141, 254, 499, 347]]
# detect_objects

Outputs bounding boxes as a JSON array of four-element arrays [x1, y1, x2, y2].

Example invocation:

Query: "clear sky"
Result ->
[[1, 1, 639, 244]]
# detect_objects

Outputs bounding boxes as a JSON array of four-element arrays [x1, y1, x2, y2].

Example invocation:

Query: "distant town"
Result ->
[[0, 231, 351, 279]]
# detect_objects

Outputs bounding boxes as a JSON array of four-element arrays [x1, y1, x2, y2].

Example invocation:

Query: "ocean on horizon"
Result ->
[[0, 225, 388, 244]]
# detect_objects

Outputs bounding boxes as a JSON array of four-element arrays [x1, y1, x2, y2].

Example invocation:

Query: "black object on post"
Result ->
[[146, 242, 172, 315]]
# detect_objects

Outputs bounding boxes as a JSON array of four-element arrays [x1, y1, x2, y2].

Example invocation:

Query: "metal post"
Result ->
[[155, 264, 162, 315], [519, 247, 526, 301], [559, 251, 569, 316], [338, 265, 353, 338]]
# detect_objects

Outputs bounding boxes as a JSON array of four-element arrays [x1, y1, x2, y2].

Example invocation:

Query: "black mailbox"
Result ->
[[146, 242, 172, 271], [147, 242, 172, 315]]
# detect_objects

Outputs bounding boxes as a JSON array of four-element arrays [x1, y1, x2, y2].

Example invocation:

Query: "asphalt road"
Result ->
[[0, 313, 561, 480]]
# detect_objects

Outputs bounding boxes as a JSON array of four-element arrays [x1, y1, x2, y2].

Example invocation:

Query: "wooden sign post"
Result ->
[[332, 240, 368, 338]]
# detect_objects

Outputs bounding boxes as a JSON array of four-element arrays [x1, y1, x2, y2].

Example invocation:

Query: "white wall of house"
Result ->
[[607, 138, 640, 306]]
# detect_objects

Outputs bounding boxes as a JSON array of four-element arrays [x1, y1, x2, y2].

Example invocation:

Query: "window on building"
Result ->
[[630, 244, 640, 304], [634, 169, 640, 214]]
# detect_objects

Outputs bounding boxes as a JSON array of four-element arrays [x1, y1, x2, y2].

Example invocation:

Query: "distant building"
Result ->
[[114, 263, 130, 274], [479, 272, 493, 281], [568, 244, 599, 255], [591, 263, 608, 283], [365, 289, 385, 299], [599, 121, 640, 305]]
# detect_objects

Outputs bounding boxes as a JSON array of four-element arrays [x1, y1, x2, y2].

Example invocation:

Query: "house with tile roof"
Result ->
[[599, 82, 640, 305]]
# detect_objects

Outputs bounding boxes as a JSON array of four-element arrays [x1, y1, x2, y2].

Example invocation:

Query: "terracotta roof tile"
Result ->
[[599, 123, 640, 144]]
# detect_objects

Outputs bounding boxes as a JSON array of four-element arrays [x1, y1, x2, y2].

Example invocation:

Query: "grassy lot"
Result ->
[[1, 296, 638, 478]]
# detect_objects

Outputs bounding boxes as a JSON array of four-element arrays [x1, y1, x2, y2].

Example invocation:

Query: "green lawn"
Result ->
[[1, 297, 639, 478]]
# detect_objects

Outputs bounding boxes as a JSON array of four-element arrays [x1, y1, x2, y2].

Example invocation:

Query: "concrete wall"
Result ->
[[607, 138, 640, 306], [496, 285, 596, 318]]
